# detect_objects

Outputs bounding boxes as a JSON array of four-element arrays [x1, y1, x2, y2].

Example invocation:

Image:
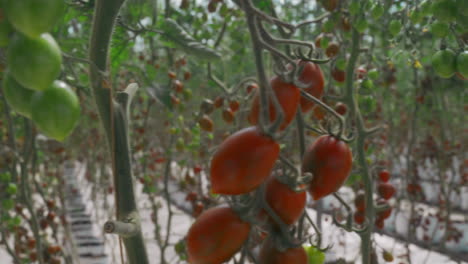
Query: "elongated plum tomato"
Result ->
[[5, 0, 64, 38], [297, 61, 325, 112], [2, 72, 35, 118], [259, 237, 308, 264], [210, 127, 280, 194], [302, 135, 353, 200], [31, 81, 80, 142], [186, 207, 250, 264], [263, 175, 306, 226], [248, 76, 300, 131]]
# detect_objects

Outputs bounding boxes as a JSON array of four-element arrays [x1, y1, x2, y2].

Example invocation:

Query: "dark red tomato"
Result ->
[[375, 217, 385, 229], [302, 135, 353, 200], [354, 211, 365, 224], [334, 102, 347, 115], [354, 191, 366, 212], [356, 66, 367, 79], [331, 67, 346, 83], [378, 182, 396, 200], [378, 206, 392, 220], [297, 61, 325, 112], [186, 207, 250, 264], [248, 76, 300, 131], [379, 170, 390, 182], [259, 238, 308, 264], [210, 127, 280, 194], [263, 176, 306, 226], [229, 100, 240, 112]]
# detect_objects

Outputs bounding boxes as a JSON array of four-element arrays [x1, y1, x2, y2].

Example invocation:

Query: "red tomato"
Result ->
[[248, 76, 300, 131], [213, 96, 224, 108], [356, 66, 367, 79], [354, 191, 366, 212], [354, 211, 365, 224], [186, 207, 250, 264], [377, 182, 396, 200], [263, 176, 306, 226], [222, 108, 235, 123], [297, 61, 325, 112], [193, 165, 203, 174], [375, 217, 385, 229], [379, 170, 390, 182], [210, 127, 280, 194], [334, 102, 347, 115], [302, 135, 353, 200], [229, 100, 240, 112], [259, 238, 308, 264], [331, 67, 346, 83]]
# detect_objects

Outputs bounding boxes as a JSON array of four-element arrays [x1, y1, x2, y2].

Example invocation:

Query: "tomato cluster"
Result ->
[[1, 1, 80, 141], [185, 60, 355, 263]]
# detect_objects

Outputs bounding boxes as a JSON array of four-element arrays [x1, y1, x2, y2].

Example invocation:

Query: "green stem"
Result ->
[[88, 0, 149, 263]]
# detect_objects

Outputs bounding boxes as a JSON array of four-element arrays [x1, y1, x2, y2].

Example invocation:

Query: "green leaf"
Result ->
[[303, 245, 325, 264]]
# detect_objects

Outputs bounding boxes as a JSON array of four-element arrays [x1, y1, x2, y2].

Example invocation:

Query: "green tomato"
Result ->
[[432, 0, 457, 23], [7, 33, 62, 91], [3, 72, 36, 118], [5, 0, 64, 38], [456, 51, 468, 78], [431, 49, 457, 78], [303, 245, 325, 264], [371, 3, 384, 20], [419, 0, 433, 16], [430, 21, 450, 38], [2, 199, 14, 210], [6, 183, 17, 195], [389, 20, 402, 36], [360, 95, 377, 112], [368, 69, 379, 80], [31, 81, 80, 141], [349, 1, 360, 16], [361, 79, 374, 91], [182, 88, 192, 100], [0, 172, 11, 182], [336, 58, 347, 71], [354, 18, 368, 33]]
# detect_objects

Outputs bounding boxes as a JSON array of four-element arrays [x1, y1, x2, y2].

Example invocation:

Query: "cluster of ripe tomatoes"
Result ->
[[184, 61, 355, 263]]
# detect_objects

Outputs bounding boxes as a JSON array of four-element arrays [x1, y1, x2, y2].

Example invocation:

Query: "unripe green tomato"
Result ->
[[354, 18, 368, 33], [6, 183, 17, 195], [7, 33, 62, 91], [431, 49, 456, 78], [0, 173, 11, 182], [360, 95, 377, 112], [2, 199, 14, 210], [430, 21, 450, 38], [371, 3, 384, 20], [3, 72, 36, 118], [456, 51, 468, 78], [389, 20, 402, 37], [419, 0, 433, 16], [5, 0, 64, 38], [368, 69, 379, 80], [432, 0, 457, 23], [303, 245, 325, 264], [182, 88, 192, 100], [361, 79, 374, 90], [336, 58, 347, 71], [31, 81, 80, 141], [349, 1, 360, 16]]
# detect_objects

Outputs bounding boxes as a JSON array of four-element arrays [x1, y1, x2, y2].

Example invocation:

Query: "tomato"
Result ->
[[5, 0, 64, 38], [2, 72, 35, 118], [7, 33, 62, 91], [198, 115, 214, 132], [222, 108, 235, 123], [334, 102, 347, 115], [378, 206, 392, 220], [325, 42, 340, 58], [248, 76, 300, 130], [377, 182, 396, 200], [184, 71, 191, 80], [213, 96, 224, 108], [297, 61, 325, 113], [312, 105, 326, 120], [302, 135, 353, 200], [430, 21, 450, 38], [378, 170, 390, 182], [200, 99, 215, 114], [31, 81, 80, 141], [210, 126, 279, 194], [431, 49, 456, 78], [389, 20, 402, 36], [432, 0, 457, 23], [383, 251, 394, 262], [331, 67, 346, 83], [356, 66, 367, 79], [173, 80, 183, 93], [192, 202, 204, 218], [303, 245, 325, 264], [186, 207, 250, 264], [354, 211, 365, 224], [259, 238, 308, 264], [263, 175, 306, 226], [229, 100, 240, 112], [354, 191, 366, 211], [375, 217, 385, 229], [456, 51, 468, 79], [246, 83, 258, 94]]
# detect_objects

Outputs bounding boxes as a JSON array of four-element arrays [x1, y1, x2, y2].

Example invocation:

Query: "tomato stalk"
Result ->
[[88, 0, 149, 263]]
